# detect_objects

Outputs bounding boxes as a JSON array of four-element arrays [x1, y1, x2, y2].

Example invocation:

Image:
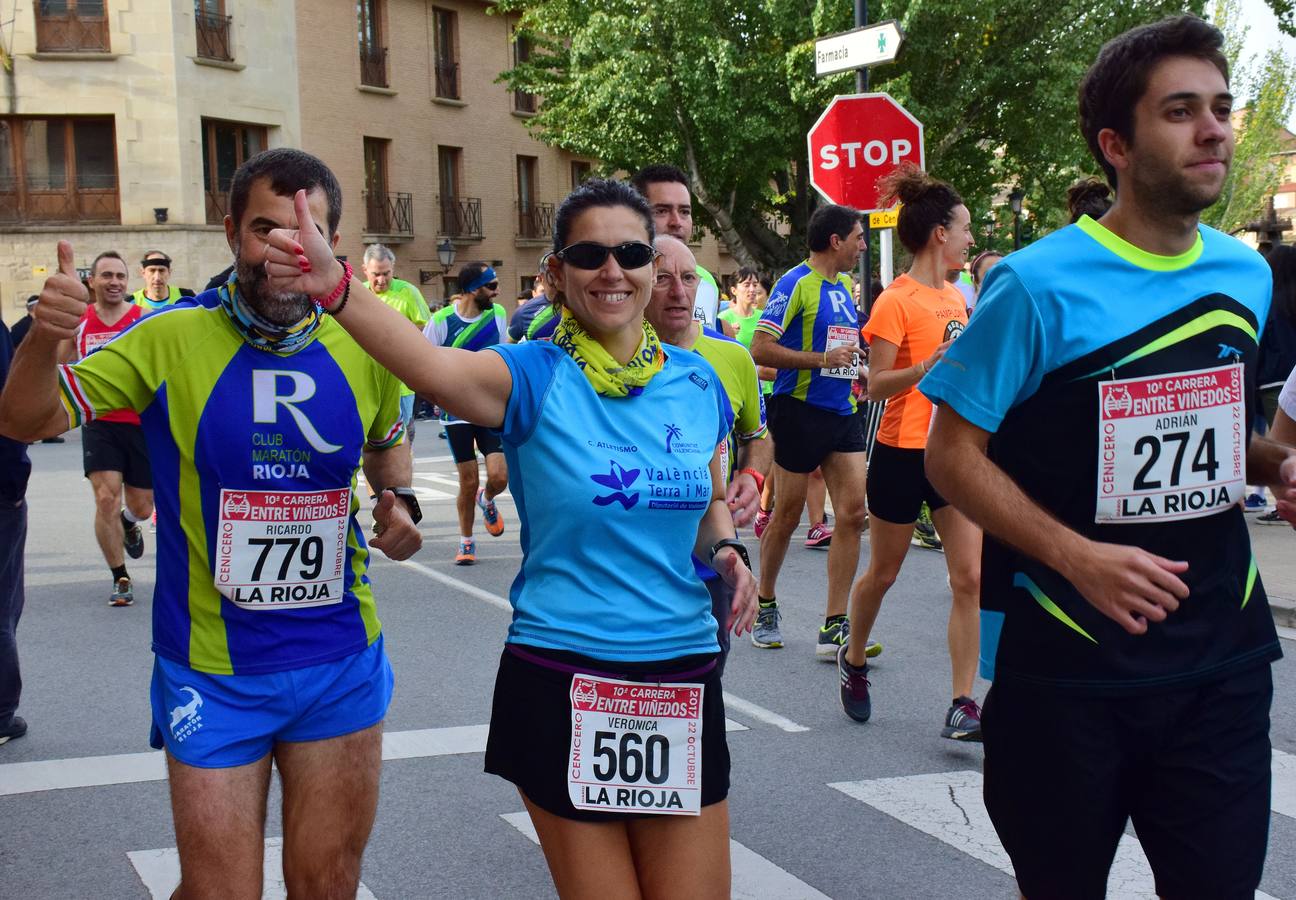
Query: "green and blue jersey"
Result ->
[[921, 217, 1281, 693], [57, 290, 404, 675], [755, 262, 857, 415]]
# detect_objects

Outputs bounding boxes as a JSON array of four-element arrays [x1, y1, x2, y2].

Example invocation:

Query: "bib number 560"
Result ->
[[592, 731, 670, 785]]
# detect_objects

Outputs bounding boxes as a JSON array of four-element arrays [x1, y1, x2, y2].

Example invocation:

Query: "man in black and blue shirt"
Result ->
[[924, 16, 1296, 899]]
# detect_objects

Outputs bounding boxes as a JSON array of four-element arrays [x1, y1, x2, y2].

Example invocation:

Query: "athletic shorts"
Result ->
[[149, 635, 393, 768], [82, 420, 152, 489], [445, 421, 503, 465], [765, 394, 865, 473], [702, 572, 733, 677], [865, 441, 947, 524], [982, 665, 1273, 900], [484, 644, 730, 822]]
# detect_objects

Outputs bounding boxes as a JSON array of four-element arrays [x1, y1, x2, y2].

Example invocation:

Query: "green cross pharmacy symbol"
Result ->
[[877, 32, 887, 54]]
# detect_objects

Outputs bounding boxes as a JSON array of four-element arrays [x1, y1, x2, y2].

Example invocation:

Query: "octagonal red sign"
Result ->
[[808, 93, 924, 215]]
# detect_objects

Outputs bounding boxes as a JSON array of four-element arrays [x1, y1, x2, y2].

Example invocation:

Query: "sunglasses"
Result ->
[[555, 241, 657, 271], [484, 281, 499, 290]]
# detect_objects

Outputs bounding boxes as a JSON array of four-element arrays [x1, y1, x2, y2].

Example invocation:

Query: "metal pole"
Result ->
[[855, 0, 871, 318]]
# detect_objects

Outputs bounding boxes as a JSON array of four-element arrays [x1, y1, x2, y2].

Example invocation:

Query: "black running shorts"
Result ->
[[484, 644, 730, 822], [864, 441, 948, 525], [444, 421, 503, 465], [766, 394, 865, 474], [82, 420, 152, 489], [982, 664, 1274, 900]]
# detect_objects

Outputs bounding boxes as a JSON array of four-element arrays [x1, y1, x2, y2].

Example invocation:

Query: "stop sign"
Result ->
[[807, 92, 924, 215]]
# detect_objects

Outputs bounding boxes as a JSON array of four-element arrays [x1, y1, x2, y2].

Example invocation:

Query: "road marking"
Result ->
[[500, 812, 830, 899], [829, 770, 1281, 900], [387, 557, 811, 735], [0, 720, 747, 796], [723, 692, 810, 733], [128, 837, 377, 900], [1277, 624, 1296, 642], [1274, 748, 1296, 820]]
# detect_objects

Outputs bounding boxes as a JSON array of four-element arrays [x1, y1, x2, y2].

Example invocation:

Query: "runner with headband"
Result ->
[[264, 177, 758, 898], [838, 164, 984, 741]]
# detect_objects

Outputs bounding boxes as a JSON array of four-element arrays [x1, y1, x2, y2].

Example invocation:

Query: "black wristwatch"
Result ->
[[382, 486, 423, 524], [708, 538, 750, 570]]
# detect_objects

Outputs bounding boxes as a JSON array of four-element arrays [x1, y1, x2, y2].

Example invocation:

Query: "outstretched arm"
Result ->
[[264, 191, 512, 428]]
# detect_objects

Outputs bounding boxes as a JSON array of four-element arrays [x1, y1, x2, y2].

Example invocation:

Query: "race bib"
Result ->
[[1095, 364, 1245, 524], [82, 331, 117, 355], [568, 674, 703, 816], [821, 325, 859, 380], [214, 488, 350, 608]]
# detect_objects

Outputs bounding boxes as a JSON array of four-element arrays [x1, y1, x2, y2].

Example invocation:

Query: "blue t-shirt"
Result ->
[[488, 340, 731, 661], [921, 216, 1280, 693]]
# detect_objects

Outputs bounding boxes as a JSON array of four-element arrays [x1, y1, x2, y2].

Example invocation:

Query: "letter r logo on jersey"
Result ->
[[827, 290, 854, 321], [251, 370, 343, 453]]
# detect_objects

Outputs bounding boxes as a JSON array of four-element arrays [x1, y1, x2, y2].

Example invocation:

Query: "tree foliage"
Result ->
[[497, 0, 1199, 271], [1201, 0, 1296, 234]]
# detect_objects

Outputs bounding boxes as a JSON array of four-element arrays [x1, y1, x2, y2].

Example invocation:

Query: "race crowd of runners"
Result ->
[[1, 12, 1296, 899]]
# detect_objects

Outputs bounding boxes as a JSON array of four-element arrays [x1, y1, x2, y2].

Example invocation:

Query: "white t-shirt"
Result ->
[[1280, 364, 1296, 420]]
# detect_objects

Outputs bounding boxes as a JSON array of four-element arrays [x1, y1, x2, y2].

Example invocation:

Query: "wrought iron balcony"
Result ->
[[516, 201, 554, 241], [195, 9, 233, 61], [434, 61, 459, 99], [360, 43, 388, 88], [364, 191, 414, 236], [437, 195, 483, 240]]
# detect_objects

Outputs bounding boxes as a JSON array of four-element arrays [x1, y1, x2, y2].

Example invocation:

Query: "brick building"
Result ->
[[0, 0, 730, 324]]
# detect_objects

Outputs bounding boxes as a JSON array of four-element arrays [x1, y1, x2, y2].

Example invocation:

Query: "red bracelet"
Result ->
[[314, 260, 353, 311], [738, 467, 765, 493]]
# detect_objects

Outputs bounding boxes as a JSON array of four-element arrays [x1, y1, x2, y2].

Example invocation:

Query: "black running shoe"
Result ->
[[0, 716, 27, 745], [122, 510, 145, 560], [837, 644, 872, 722], [941, 696, 983, 742]]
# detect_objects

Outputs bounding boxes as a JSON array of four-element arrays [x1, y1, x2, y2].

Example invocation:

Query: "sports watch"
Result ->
[[382, 486, 423, 524], [708, 538, 751, 570]]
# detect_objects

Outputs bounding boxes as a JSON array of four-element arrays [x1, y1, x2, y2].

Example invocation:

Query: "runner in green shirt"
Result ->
[[363, 244, 432, 458]]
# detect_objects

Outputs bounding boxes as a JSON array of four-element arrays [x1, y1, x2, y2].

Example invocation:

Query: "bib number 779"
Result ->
[[247, 536, 326, 582]]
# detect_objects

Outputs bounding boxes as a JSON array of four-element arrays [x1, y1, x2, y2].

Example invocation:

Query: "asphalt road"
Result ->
[[3, 430, 1295, 899]]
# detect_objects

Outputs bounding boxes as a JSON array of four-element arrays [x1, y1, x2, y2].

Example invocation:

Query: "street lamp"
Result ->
[[437, 238, 457, 300], [1009, 188, 1024, 252]]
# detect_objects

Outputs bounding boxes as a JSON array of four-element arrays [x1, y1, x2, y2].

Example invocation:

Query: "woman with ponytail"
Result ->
[[837, 164, 985, 741]]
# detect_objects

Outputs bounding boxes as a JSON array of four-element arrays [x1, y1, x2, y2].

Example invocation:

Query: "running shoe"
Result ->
[[941, 696, 984, 742], [753, 508, 771, 539], [864, 639, 883, 658], [477, 487, 505, 537], [911, 513, 943, 552], [1243, 492, 1268, 513], [816, 614, 849, 658], [109, 577, 134, 607], [1257, 509, 1287, 525], [751, 605, 784, 649], [122, 510, 145, 560], [837, 645, 871, 722], [455, 538, 476, 566], [805, 522, 833, 549], [0, 716, 28, 746], [149, 510, 157, 533]]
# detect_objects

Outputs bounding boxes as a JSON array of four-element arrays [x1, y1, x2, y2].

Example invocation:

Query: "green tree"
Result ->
[[1202, 0, 1296, 235], [497, 0, 1198, 272]]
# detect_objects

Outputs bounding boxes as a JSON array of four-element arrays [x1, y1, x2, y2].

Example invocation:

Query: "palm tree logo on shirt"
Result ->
[[664, 423, 683, 453], [591, 460, 640, 510]]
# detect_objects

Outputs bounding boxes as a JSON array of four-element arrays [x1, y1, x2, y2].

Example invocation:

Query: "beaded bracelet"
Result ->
[[314, 260, 353, 312]]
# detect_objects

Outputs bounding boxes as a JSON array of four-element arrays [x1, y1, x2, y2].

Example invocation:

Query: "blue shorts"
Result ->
[[149, 636, 393, 768]]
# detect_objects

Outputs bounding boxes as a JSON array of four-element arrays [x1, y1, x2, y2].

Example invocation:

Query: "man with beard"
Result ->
[[423, 261, 509, 564], [69, 250, 154, 606], [645, 234, 769, 672], [922, 16, 1296, 899], [0, 148, 422, 898]]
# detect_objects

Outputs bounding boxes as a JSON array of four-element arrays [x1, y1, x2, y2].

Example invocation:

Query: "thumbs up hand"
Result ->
[[32, 240, 90, 343]]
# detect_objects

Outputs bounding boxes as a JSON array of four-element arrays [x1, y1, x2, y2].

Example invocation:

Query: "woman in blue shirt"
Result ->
[[265, 178, 758, 898]]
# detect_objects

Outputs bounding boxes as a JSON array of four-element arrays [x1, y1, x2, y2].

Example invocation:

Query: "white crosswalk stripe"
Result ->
[[829, 765, 1289, 900], [128, 838, 378, 900], [500, 812, 832, 899]]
